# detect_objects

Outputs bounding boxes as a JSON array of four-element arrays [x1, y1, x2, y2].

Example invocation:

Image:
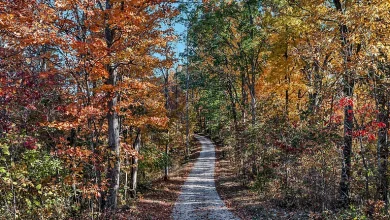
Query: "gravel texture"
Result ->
[[172, 135, 239, 220]]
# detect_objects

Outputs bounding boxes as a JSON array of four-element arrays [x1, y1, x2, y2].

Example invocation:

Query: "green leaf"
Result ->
[[25, 198, 32, 207], [36, 184, 42, 190], [0, 144, 10, 156], [34, 200, 40, 207]]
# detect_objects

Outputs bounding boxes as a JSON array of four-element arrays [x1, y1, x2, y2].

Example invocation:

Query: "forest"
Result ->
[[1, 0, 390, 219]]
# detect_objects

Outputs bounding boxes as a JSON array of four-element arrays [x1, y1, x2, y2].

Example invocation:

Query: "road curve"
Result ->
[[172, 134, 239, 220]]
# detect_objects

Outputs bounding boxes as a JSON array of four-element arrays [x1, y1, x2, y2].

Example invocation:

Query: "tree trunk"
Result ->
[[377, 92, 389, 204], [102, 0, 121, 210], [241, 72, 247, 124], [106, 65, 120, 209], [308, 60, 322, 114], [340, 76, 354, 207], [226, 79, 238, 131], [333, 0, 355, 207], [249, 83, 256, 126], [131, 129, 141, 198], [185, 26, 190, 160], [164, 141, 169, 181], [163, 69, 170, 181]]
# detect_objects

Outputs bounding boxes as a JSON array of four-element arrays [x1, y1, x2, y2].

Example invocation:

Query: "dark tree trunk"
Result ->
[[226, 80, 238, 131], [340, 83, 353, 207], [333, 0, 355, 207], [241, 72, 247, 123], [249, 83, 256, 126], [377, 92, 389, 204]]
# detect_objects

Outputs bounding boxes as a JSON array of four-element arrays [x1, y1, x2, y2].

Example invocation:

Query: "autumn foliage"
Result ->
[[2, 0, 390, 219], [0, 0, 188, 219], [186, 0, 390, 218]]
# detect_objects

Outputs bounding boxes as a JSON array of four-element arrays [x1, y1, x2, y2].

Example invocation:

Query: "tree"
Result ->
[[1, 0, 175, 216]]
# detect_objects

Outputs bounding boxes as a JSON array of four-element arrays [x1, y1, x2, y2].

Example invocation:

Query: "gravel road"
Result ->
[[172, 134, 239, 220]]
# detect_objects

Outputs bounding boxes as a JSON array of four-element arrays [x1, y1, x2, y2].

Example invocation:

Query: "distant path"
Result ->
[[172, 134, 239, 220]]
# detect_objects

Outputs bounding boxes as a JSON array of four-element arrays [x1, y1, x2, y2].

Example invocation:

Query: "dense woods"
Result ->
[[1, 0, 390, 219], [186, 0, 390, 218]]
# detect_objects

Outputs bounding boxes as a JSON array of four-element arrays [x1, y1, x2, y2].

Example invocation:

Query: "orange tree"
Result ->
[[1, 0, 177, 218]]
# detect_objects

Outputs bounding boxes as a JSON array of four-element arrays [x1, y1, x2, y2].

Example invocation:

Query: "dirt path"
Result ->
[[172, 135, 239, 220]]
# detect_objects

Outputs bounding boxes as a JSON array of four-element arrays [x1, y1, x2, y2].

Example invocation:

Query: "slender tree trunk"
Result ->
[[124, 169, 128, 202], [249, 83, 256, 126], [308, 60, 322, 114], [106, 66, 120, 209], [239, 72, 247, 179], [247, 0, 257, 126], [340, 76, 354, 207], [249, 80, 257, 176], [241, 72, 247, 124], [185, 24, 190, 160], [284, 44, 290, 118], [131, 129, 141, 198], [164, 140, 169, 181], [333, 0, 355, 207], [163, 69, 170, 181], [227, 85, 238, 131], [377, 92, 389, 204], [285, 88, 289, 117], [123, 129, 129, 203]]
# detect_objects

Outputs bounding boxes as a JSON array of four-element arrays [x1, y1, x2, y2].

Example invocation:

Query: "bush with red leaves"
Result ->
[[23, 137, 37, 150]]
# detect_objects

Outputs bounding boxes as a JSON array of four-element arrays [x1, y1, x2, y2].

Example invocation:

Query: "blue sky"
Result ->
[[173, 22, 187, 64], [170, 1, 202, 65], [155, 1, 202, 66]]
